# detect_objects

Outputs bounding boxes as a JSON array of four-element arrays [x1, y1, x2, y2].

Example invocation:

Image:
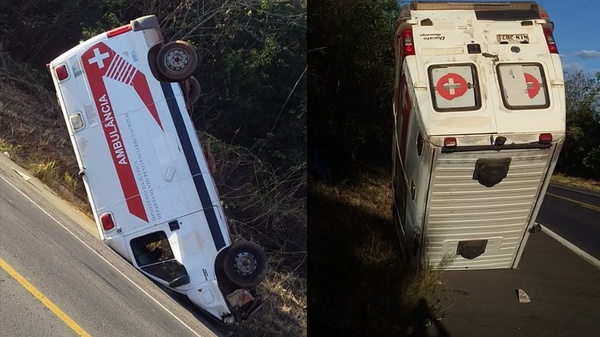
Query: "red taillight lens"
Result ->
[[443, 137, 457, 148], [539, 133, 552, 144], [543, 28, 558, 54], [100, 213, 115, 231], [55, 64, 68, 81], [400, 28, 415, 57], [107, 24, 132, 38]]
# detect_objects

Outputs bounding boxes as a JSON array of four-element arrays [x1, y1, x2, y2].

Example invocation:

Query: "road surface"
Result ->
[[536, 184, 600, 260], [429, 184, 600, 337], [0, 154, 224, 337]]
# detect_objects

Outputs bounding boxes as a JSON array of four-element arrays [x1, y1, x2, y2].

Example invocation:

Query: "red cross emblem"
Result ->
[[524, 73, 540, 98], [436, 73, 468, 100]]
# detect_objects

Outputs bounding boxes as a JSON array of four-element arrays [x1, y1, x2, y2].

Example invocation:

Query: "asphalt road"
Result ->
[[431, 184, 600, 337], [0, 154, 224, 337], [536, 184, 600, 260], [436, 231, 600, 337]]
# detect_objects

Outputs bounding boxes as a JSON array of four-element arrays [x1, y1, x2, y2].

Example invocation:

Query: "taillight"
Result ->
[[399, 28, 415, 57], [443, 137, 457, 148], [100, 213, 116, 231], [107, 24, 132, 38], [543, 28, 558, 54], [55, 64, 68, 81], [539, 133, 552, 144]]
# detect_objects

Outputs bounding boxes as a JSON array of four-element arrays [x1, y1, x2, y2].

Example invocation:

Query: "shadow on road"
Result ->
[[404, 299, 451, 337]]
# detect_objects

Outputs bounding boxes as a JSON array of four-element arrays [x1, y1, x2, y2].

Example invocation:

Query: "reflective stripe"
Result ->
[[160, 82, 226, 250]]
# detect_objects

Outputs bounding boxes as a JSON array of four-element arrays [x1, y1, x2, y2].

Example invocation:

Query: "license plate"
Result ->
[[497, 34, 529, 43]]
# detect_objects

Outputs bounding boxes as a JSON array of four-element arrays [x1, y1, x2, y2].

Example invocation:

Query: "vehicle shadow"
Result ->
[[404, 298, 452, 337]]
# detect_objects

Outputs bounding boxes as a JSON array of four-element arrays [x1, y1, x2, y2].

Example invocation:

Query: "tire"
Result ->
[[157, 41, 198, 81], [183, 76, 201, 105], [223, 241, 268, 288]]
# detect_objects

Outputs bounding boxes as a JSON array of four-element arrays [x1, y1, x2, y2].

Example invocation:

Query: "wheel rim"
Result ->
[[164, 48, 189, 72], [232, 252, 257, 276]]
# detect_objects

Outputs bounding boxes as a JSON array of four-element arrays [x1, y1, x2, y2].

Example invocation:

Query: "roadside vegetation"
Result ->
[[309, 170, 452, 336], [0, 1, 306, 336]]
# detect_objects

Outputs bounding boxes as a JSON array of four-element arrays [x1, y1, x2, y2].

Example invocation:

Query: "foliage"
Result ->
[[557, 70, 600, 178], [200, 133, 306, 337], [189, 0, 307, 171], [308, 0, 399, 180], [0, 0, 123, 70], [1, 0, 306, 172]]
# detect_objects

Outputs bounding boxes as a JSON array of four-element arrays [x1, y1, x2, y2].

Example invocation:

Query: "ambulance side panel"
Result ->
[[51, 29, 229, 254]]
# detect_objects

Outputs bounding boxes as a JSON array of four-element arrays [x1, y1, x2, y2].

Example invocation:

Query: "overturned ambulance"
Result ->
[[49, 15, 267, 324], [392, 2, 565, 269]]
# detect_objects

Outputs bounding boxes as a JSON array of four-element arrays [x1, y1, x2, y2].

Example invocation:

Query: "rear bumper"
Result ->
[[442, 142, 552, 153]]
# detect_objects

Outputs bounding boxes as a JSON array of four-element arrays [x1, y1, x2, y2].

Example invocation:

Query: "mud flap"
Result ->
[[472, 158, 511, 187]]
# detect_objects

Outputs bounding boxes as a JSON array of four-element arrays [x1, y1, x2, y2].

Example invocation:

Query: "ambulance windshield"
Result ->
[[130, 231, 190, 286]]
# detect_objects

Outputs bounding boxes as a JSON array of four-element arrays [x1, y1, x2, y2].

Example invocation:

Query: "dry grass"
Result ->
[[551, 173, 600, 192], [206, 134, 307, 336], [0, 53, 89, 210], [1, 54, 306, 337], [235, 272, 307, 337], [308, 171, 449, 336]]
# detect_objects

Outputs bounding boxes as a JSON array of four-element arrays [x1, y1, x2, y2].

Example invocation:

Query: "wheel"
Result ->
[[223, 241, 268, 288], [157, 41, 198, 81], [182, 76, 201, 106]]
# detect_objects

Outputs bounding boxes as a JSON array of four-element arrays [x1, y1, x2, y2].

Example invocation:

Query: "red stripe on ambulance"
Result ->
[[399, 74, 411, 163], [82, 42, 149, 222]]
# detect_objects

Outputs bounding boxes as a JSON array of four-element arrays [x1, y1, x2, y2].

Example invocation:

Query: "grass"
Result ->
[[308, 171, 450, 336], [206, 135, 307, 337], [1, 54, 306, 337], [551, 173, 600, 192]]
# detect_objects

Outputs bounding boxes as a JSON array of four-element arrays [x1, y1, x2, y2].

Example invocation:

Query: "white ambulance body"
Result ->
[[49, 15, 266, 324], [392, 2, 565, 269]]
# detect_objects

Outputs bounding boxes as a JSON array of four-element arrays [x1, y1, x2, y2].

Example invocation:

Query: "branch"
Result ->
[[269, 66, 306, 134]]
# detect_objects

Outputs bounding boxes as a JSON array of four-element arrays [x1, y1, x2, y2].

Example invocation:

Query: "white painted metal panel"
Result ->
[[424, 148, 552, 269]]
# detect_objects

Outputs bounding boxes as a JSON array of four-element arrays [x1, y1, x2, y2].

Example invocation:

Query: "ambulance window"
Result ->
[[497, 63, 549, 110], [130, 231, 189, 284], [428, 64, 481, 112]]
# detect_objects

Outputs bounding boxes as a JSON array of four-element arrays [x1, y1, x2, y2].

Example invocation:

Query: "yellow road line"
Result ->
[[546, 192, 600, 212], [0, 258, 92, 337]]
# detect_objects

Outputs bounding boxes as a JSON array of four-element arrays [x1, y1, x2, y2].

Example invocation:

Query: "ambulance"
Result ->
[[48, 15, 267, 324], [392, 2, 565, 269]]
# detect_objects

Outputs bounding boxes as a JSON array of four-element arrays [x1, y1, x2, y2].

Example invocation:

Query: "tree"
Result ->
[[557, 70, 600, 178], [1, 0, 306, 171], [308, 0, 399, 180]]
